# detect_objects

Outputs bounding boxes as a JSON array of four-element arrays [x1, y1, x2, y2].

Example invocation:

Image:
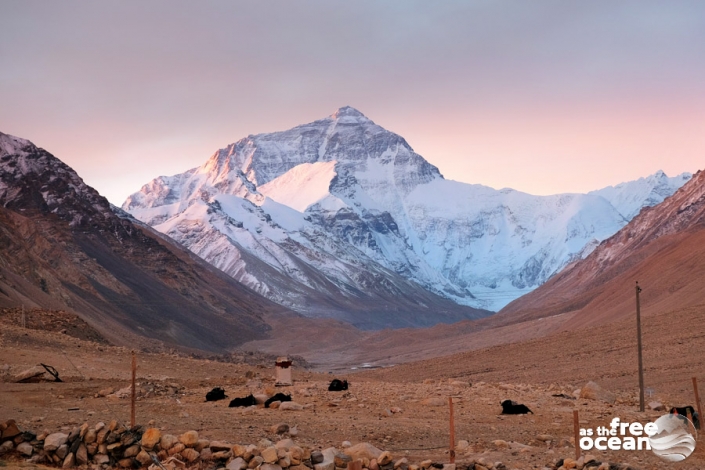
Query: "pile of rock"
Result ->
[[2, 419, 465, 470], [542, 455, 641, 470]]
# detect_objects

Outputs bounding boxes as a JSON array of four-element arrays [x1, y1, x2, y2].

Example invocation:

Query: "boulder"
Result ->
[[344, 443, 383, 461], [579, 381, 616, 404]]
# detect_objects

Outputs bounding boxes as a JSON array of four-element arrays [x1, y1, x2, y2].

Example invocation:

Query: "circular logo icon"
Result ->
[[649, 413, 697, 462]]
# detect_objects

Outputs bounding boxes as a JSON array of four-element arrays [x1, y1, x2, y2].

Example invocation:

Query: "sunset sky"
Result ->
[[1, 1, 704, 205]]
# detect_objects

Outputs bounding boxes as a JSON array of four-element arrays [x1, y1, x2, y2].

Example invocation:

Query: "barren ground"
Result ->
[[2, 305, 705, 470]]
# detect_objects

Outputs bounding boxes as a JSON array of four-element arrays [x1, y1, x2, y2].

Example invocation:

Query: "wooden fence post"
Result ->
[[449, 397, 455, 463], [573, 410, 581, 460], [131, 351, 136, 427]]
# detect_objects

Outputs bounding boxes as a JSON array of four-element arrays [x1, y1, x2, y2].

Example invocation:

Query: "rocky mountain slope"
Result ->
[[498, 168, 705, 328], [0, 131, 293, 352], [124, 106, 689, 317]]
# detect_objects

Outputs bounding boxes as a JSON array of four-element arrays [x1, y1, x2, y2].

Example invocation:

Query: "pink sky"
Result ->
[[1, 1, 703, 204]]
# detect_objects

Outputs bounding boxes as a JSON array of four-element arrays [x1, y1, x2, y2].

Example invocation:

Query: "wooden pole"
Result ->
[[449, 397, 455, 463], [131, 351, 136, 427], [693, 377, 703, 432], [21, 305, 25, 328], [573, 410, 581, 460], [635, 281, 645, 412]]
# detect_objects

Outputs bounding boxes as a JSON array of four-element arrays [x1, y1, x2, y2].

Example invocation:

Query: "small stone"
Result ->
[[341, 441, 352, 448], [334, 452, 352, 467], [421, 397, 445, 407], [84, 429, 97, 444], [44, 432, 69, 452], [54, 444, 69, 460], [210, 440, 233, 452], [537, 434, 554, 442], [182, 447, 200, 462], [76, 443, 89, 465], [17, 441, 33, 456], [311, 451, 325, 464], [62, 453, 75, 469], [249, 456, 265, 469], [168, 443, 185, 455], [378, 451, 393, 466], [394, 458, 409, 469], [344, 443, 382, 461], [271, 423, 290, 434], [262, 446, 279, 463], [649, 401, 666, 411], [228, 457, 248, 470], [141, 428, 161, 450], [279, 401, 304, 411], [369, 459, 380, 470], [179, 430, 199, 447], [160, 434, 178, 451], [493, 440, 509, 449], [562, 458, 577, 469], [261, 464, 283, 470], [123, 444, 140, 458], [132, 450, 149, 465], [579, 381, 616, 404], [275, 439, 296, 450], [196, 439, 210, 452], [200, 448, 213, 461], [117, 457, 133, 468], [94, 454, 110, 465], [233, 444, 247, 457], [419, 461, 432, 470], [212, 450, 233, 460]]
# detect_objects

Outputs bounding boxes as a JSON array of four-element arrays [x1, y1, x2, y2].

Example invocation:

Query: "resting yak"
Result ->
[[669, 406, 701, 429], [229, 394, 257, 408], [328, 379, 349, 391], [265, 393, 292, 408], [501, 400, 533, 415], [205, 387, 227, 402]]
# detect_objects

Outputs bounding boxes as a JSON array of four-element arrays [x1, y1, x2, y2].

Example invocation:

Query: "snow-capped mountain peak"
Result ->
[[123, 107, 692, 319]]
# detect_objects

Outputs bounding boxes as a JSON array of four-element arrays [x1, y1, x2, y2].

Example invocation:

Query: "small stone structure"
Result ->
[[275, 356, 293, 386]]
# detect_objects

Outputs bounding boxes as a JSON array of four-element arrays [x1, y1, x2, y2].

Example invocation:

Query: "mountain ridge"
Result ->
[[123, 107, 691, 318]]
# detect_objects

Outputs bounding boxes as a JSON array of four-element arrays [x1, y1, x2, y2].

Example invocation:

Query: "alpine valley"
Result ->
[[123, 106, 690, 324]]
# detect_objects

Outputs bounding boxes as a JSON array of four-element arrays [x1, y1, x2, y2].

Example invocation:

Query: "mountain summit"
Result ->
[[124, 107, 690, 318]]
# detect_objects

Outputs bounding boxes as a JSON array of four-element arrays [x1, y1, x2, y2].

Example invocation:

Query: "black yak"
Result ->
[[328, 379, 348, 391], [205, 387, 227, 402], [501, 400, 533, 414], [265, 393, 292, 408], [669, 406, 700, 429], [228, 394, 257, 408]]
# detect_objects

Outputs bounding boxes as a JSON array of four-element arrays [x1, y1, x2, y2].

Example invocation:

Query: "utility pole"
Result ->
[[636, 281, 645, 412]]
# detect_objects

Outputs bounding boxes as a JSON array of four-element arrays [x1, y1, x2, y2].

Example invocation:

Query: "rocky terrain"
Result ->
[[2, 305, 704, 470]]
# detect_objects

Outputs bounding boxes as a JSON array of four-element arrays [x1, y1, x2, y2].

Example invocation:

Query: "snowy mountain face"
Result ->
[[123, 107, 690, 315], [588, 170, 692, 220]]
